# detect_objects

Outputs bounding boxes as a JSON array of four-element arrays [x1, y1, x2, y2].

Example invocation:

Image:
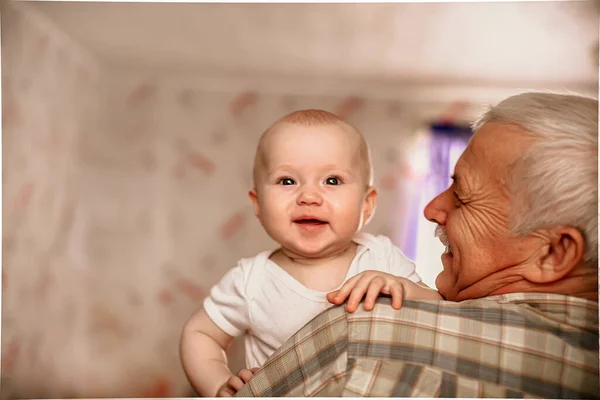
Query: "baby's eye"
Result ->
[[278, 178, 295, 186], [325, 177, 341, 185]]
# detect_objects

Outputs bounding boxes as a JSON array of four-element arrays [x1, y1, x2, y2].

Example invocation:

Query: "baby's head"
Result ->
[[252, 110, 373, 190], [249, 109, 378, 258]]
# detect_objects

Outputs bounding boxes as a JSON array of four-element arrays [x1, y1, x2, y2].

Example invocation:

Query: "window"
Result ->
[[394, 124, 471, 289]]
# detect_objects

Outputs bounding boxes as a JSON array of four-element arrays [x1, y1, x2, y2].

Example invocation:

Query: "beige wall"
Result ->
[[2, 2, 103, 397], [2, 2, 474, 398]]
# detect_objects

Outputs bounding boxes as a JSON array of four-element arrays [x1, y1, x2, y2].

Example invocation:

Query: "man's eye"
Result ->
[[325, 177, 340, 185], [453, 192, 465, 204], [278, 178, 295, 185]]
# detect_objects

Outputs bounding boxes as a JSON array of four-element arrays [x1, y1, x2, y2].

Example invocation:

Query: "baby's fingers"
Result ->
[[326, 289, 341, 304], [227, 375, 245, 392], [346, 276, 372, 312], [390, 284, 404, 309], [328, 275, 360, 304], [363, 278, 385, 311], [237, 368, 255, 383], [217, 377, 241, 397]]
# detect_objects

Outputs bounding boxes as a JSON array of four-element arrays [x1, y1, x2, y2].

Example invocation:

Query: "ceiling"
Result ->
[[21, 1, 600, 91]]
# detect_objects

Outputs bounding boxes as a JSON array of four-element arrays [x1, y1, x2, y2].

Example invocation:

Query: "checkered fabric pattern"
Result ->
[[235, 293, 599, 398]]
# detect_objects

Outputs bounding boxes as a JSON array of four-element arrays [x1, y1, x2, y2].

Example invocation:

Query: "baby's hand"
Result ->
[[327, 270, 409, 312], [216, 367, 259, 397]]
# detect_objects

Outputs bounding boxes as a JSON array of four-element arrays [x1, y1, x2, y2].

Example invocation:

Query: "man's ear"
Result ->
[[248, 189, 262, 223], [524, 226, 585, 284], [361, 187, 378, 226]]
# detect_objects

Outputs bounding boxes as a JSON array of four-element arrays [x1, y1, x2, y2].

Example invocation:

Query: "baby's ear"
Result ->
[[248, 190, 262, 222], [362, 187, 378, 226]]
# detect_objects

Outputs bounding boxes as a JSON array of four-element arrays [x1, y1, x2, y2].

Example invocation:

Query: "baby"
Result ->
[[179, 110, 441, 397]]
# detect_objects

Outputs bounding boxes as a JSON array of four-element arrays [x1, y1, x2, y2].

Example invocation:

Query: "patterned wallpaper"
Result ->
[[2, 2, 102, 398], [3, 3, 451, 398]]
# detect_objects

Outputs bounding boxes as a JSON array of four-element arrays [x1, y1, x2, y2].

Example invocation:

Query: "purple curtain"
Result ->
[[397, 123, 472, 260]]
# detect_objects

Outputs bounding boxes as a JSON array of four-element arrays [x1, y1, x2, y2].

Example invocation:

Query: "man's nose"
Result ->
[[423, 190, 449, 225]]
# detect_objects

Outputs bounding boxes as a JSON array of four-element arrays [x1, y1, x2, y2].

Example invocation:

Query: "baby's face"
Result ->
[[250, 123, 376, 259]]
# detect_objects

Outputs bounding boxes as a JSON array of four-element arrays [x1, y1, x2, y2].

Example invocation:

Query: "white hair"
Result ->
[[473, 92, 598, 267]]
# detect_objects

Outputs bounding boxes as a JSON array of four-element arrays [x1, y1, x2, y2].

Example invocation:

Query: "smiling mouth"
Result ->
[[435, 225, 453, 256], [294, 218, 327, 225], [444, 245, 453, 255]]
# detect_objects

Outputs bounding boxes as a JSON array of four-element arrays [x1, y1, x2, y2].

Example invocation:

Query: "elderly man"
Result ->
[[234, 92, 599, 398]]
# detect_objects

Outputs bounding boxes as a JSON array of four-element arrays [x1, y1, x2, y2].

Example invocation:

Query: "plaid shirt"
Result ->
[[236, 293, 599, 398]]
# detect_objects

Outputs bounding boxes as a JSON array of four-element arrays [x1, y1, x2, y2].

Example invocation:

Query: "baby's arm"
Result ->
[[327, 271, 442, 312], [406, 278, 444, 301], [181, 262, 256, 396], [180, 307, 235, 396]]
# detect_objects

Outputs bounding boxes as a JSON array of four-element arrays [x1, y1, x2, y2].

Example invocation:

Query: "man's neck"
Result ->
[[456, 266, 599, 302]]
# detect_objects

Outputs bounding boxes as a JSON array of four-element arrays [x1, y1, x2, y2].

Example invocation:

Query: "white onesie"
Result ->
[[203, 232, 420, 368]]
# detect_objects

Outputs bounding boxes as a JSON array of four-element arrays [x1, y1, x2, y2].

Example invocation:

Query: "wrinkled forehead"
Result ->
[[455, 122, 534, 185], [472, 122, 533, 160]]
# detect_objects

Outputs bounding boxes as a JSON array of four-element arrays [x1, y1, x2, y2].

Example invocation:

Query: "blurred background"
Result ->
[[2, 0, 598, 397]]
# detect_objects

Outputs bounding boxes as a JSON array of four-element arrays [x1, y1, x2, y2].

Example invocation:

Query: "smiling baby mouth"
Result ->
[[294, 218, 328, 225]]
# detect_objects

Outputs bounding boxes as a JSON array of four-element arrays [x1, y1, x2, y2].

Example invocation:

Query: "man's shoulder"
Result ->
[[347, 293, 599, 334], [343, 295, 599, 398], [236, 295, 599, 398]]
